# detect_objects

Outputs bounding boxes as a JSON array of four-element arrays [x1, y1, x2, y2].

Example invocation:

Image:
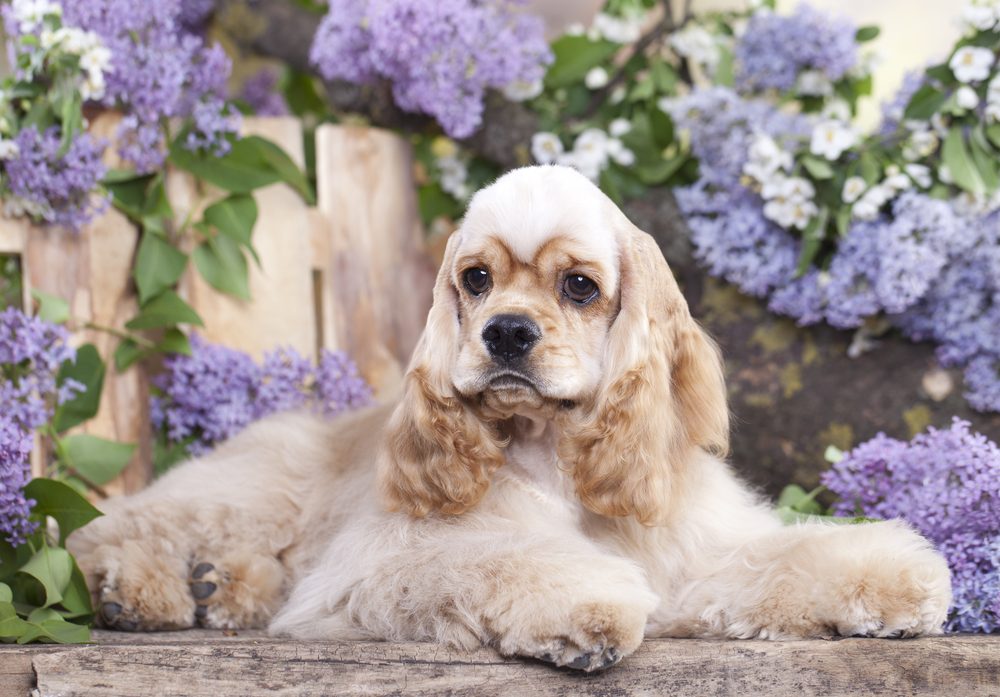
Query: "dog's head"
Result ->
[[377, 165, 728, 523]]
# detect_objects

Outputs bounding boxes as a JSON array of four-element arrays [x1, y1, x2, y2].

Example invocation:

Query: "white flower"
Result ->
[[585, 66, 609, 89], [531, 132, 564, 165], [573, 128, 610, 168], [884, 172, 913, 192], [809, 120, 858, 161], [950, 46, 995, 83], [564, 22, 586, 36], [962, 0, 1000, 31], [956, 85, 981, 110], [609, 85, 626, 104], [743, 134, 792, 182], [796, 70, 833, 97], [989, 73, 1000, 100], [609, 118, 632, 137], [592, 12, 643, 44], [80, 69, 106, 100], [938, 164, 954, 184], [903, 129, 940, 160], [11, 0, 61, 32], [763, 198, 817, 230], [852, 184, 893, 220], [557, 152, 601, 182], [437, 156, 470, 200], [760, 173, 788, 200], [821, 99, 851, 122], [781, 176, 816, 200], [0, 138, 20, 160], [607, 138, 635, 166], [503, 79, 543, 102], [850, 50, 882, 79], [670, 25, 720, 70], [842, 176, 867, 203], [904, 163, 933, 188]]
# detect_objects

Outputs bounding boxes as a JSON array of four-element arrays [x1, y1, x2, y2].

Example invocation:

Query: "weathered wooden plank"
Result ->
[[314, 124, 435, 394], [1, 633, 996, 697], [177, 117, 318, 362]]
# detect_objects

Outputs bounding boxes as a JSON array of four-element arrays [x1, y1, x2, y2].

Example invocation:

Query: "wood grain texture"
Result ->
[[2, 633, 997, 697], [314, 124, 435, 395]]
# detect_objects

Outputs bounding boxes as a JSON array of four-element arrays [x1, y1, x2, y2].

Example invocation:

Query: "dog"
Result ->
[[71, 165, 952, 671]]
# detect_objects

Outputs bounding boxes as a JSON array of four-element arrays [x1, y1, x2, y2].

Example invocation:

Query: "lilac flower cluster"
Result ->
[[672, 85, 1000, 412], [735, 5, 859, 93], [240, 68, 290, 117], [823, 419, 1000, 633], [310, 0, 552, 138], [0, 308, 81, 546], [151, 336, 373, 456], [3, 126, 108, 231], [58, 0, 239, 172]]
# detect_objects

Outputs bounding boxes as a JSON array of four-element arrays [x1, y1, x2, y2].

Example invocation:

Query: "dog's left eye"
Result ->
[[563, 274, 599, 304]]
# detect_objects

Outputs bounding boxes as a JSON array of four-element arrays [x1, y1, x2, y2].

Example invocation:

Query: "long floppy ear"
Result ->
[[558, 226, 729, 525], [376, 233, 506, 517]]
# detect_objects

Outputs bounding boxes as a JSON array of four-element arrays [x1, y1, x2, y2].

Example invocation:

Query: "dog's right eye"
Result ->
[[463, 267, 491, 296]]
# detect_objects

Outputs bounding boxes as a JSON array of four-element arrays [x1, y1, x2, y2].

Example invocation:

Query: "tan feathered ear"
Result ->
[[559, 226, 729, 525], [376, 234, 506, 517]]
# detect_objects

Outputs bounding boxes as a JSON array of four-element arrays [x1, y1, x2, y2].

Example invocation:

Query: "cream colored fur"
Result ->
[[71, 166, 951, 672]]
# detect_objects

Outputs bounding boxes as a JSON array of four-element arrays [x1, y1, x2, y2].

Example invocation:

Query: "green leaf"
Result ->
[[58, 434, 135, 487], [17, 607, 91, 644], [714, 45, 735, 87], [157, 328, 191, 355], [18, 546, 73, 608], [904, 85, 948, 121], [635, 155, 686, 185], [125, 290, 204, 330], [796, 207, 829, 275], [24, 479, 102, 545], [942, 127, 985, 195], [858, 152, 881, 185], [192, 234, 251, 301], [648, 107, 674, 149], [105, 173, 157, 222], [113, 339, 145, 371], [0, 601, 31, 641], [169, 136, 280, 193], [649, 58, 677, 94], [800, 156, 834, 180], [776, 484, 825, 515], [0, 583, 11, 603], [835, 206, 851, 238], [925, 63, 952, 84], [417, 182, 463, 226], [987, 124, 1000, 150], [855, 26, 880, 42], [57, 561, 93, 619], [970, 125, 1000, 192], [204, 194, 258, 246], [544, 35, 619, 89], [250, 136, 316, 204], [134, 233, 188, 305], [53, 344, 105, 433], [31, 289, 69, 324]]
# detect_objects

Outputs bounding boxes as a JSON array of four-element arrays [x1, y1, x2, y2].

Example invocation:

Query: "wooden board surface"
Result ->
[[1, 631, 997, 697]]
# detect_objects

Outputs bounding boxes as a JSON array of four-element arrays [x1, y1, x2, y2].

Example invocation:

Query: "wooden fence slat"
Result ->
[[177, 117, 318, 361], [315, 124, 435, 395]]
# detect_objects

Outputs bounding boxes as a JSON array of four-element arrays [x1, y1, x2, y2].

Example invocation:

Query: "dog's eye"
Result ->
[[564, 274, 599, 304], [463, 267, 491, 296]]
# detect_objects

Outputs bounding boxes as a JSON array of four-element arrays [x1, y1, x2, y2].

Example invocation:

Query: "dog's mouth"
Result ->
[[487, 372, 538, 392]]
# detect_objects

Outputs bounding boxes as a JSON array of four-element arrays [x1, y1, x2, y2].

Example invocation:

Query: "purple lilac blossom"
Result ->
[[309, 0, 552, 138], [0, 308, 81, 546], [735, 4, 859, 94], [4, 127, 108, 231], [59, 0, 239, 172], [240, 68, 290, 117], [152, 336, 372, 456], [822, 419, 1000, 633]]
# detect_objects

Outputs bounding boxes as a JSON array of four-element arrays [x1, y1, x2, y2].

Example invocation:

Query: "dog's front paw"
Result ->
[[811, 521, 952, 638], [493, 595, 654, 672]]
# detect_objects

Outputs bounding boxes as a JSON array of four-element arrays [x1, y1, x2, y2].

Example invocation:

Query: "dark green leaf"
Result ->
[[0, 582, 10, 603], [855, 26, 880, 42], [0, 601, 30, 641], [58, 434, 135, 487], [925, 63, 952, 84], [17, 607, 91, 644], [24, 479, 102, 545], [796, 207, 829, 275], [648, 107, 674, 149], [125, 290, 204, 330], [113, 339, 145, 372], [57, 560, 93, 619], [192, 234, 251, 300], [544, 35, 619, 89], [987, 123, 1000, 150], [858, 152, 881, 185], [169, 136, 281, 193], [904, 85, 948, 120], [134, 233, 188, 305], [250, 136, 315, 204], [18, 546, 73, 608], [970, 125, 1000, 192], [105, 174, 157, 222], [417, 183, 464, 226], [53, 345, 105, 433], [31, 290, 69, 324], [203, 194, 258, 247], [635, 155, 686, 185], [714, 46, 734, 87]]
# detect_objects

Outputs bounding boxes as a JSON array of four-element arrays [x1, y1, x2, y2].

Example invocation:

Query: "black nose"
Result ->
[[482, 314, 541, 362]]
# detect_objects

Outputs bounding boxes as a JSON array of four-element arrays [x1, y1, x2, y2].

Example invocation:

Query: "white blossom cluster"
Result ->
[[10, 0, 112, 101], [743, 134, 818, 230], [670, 24, 721, 74], [568, 12, 645, 45], [844, 163, 931, 220], [531, 119, 635, 182], [431, 140, 472, 200], [961, 0, 1000, 31], [809, 119, 859, 161]]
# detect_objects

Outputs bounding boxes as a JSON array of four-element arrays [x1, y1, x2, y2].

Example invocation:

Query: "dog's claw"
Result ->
[[567, 653, 592, 670], [100, 602, 123, 623], [190, 581, 217, 600], [191, 562, 215, 580], [115, 618, 138, 631]]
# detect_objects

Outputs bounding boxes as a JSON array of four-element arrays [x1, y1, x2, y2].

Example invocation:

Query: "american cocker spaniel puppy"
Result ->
[[72, 165, 952, 671]]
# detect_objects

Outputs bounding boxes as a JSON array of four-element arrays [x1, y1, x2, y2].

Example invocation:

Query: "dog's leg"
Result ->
[[660, 519, 952, 639], [272, 520, 659, 672], [71, 498, 291, 631]]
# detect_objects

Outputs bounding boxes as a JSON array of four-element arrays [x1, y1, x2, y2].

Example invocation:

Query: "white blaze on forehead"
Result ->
[[459, 165, 623, 268]]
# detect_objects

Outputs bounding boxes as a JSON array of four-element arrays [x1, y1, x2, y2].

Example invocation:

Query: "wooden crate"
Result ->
[[0, 117, 435, 496]]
